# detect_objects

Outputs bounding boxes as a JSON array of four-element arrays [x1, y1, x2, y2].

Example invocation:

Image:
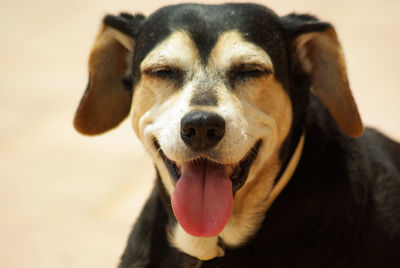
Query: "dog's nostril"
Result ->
[[182, 127, 196, 139], [180, 110, 225, 151], [207, 129, 216, 139], [207, 128, 224, 141]]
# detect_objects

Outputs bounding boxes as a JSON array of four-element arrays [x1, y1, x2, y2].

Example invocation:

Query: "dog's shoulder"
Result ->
[[358, 128, 400, 229], [359, 127, 400, 172], [300, 97, 400, 263], [304, 96, 400, 218]]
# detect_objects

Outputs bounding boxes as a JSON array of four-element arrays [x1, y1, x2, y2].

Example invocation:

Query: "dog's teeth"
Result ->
[[225, 165, 235, 174]]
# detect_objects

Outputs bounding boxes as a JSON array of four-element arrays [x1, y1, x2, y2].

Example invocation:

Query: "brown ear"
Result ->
[[283, 14, 363, 137], [74, 13, 144, 135]]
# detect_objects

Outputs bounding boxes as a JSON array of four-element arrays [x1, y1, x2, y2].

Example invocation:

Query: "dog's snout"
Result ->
[[180, 110, 225, 151]]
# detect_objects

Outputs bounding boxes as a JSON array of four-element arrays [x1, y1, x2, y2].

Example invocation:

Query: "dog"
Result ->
[[73, 3, 400, 267]]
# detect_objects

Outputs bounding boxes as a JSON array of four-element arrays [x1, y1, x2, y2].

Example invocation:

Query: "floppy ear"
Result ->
[[74, 13, 145, 135], [281, 14, 363, 137]]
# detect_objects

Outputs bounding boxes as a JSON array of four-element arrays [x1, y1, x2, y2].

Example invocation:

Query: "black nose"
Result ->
[[180, 110, 225, 151]]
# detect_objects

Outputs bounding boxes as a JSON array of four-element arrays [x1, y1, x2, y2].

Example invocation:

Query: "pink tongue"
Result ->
[[171, 161, 233, 237]]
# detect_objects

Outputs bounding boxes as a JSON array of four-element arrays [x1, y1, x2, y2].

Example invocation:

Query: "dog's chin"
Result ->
[[153, 139, 262, 193]]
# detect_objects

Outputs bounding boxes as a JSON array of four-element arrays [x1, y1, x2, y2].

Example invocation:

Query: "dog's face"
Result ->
[[74, 3, 363, 257], [131, 5, 293, 238]]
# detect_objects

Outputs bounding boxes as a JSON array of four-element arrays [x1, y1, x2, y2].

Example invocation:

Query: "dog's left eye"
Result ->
[[236, 69, 265, 79]]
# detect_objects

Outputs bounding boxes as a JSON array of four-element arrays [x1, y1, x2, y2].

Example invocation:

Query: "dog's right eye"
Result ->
[[144, 67, 183, 82]]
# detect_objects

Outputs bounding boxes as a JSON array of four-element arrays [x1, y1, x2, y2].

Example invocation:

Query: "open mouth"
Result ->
[[154, 139, 262, 193], [154, 139, 261, 237]]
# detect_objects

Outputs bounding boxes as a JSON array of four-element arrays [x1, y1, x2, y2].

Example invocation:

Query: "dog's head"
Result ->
[[74, 2, 363, 249]]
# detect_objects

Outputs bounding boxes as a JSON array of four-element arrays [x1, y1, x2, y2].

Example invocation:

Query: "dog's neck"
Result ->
[[265, 132, 305, 211], [170, 132, 306, 261]]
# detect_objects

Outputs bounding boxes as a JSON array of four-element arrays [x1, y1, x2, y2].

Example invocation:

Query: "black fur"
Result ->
[[111, 3, 400, 267], [190, 86, 218, 107], [104, 13, 145, 38]]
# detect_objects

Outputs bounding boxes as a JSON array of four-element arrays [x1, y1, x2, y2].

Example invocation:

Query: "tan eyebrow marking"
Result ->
[[208, 30, 274, 73], [140, 30, 200, 72]]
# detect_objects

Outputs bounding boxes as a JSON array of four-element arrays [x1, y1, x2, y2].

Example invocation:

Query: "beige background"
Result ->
[[1, 0, 399, 267]]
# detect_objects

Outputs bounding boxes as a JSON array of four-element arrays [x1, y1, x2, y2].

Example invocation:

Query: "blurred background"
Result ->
[[0, 0, 399, 267]]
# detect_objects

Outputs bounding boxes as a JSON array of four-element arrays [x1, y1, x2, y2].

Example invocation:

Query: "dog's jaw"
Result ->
[[154, 124, 285, 259], [154, 139, 262, 237], [169, 133, 305, 260]]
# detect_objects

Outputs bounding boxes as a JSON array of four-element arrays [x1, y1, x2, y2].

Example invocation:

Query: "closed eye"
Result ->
[[144, 66, 183, 82], [229, 63, 272, 86], [236, 69, 265, 79]]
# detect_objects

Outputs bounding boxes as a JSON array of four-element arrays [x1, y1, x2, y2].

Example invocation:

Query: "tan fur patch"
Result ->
[[170, 225, 224, 261], [140, 30, 200, 74], [209, 30, 273, 72]]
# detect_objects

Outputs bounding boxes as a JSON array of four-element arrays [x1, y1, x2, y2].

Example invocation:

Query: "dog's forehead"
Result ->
[[140, 30, 273, 71], [135, 3, 288, 78]]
